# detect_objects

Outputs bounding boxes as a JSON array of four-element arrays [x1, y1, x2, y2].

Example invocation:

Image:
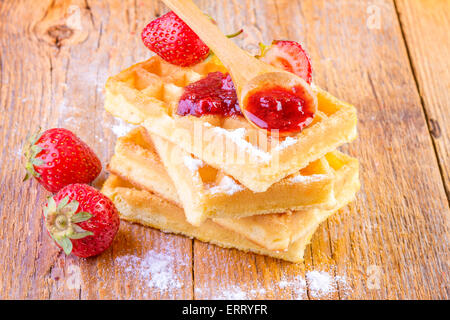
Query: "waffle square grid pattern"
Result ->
[[105, 56, 358, 192]]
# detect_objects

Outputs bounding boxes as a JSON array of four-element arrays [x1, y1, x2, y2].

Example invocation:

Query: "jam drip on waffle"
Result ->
[[177, 72, 242, 117]]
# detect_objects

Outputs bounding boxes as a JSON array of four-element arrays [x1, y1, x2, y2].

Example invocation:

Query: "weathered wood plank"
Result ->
[[289, 0, 449, 299], [193, 0, 449, 300], [0, 0, 72, 299], [395, 0, 450, 198], [0, 0, 193, 299], [0, 0, 448, 300]]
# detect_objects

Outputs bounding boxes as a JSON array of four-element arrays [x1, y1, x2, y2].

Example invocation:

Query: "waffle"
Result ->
[[151, 132, 359, 226], [109, 127, 342, 226], [102, 175, 337, 263], [213, 151, 359, 250], [107, 127, 179, 205], [107, 127, 360, 250], [105, 56, 357, 192]]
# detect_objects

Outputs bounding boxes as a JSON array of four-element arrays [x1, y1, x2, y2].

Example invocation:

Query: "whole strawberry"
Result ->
[[259, 40, 313, 84], [24, 128, 101, 193], [43, 184, 120, 258], [141, 11, 210, 67]]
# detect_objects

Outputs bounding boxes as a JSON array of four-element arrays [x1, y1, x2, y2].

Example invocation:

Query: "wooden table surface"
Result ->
[[0, 0, 448, 300]]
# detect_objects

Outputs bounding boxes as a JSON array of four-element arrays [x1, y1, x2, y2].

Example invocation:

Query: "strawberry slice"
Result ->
[[259, 40, 313, 84]]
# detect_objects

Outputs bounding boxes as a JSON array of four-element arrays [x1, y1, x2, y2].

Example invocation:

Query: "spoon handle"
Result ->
[[161, 0, 269, 88]]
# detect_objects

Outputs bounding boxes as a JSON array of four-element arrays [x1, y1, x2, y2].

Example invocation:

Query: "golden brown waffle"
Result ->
[[151, 132, 359, 226], [102, 175, 335, 263], [106, 127, 360, 250], [213, 152, 359, 250], [108, 128, 357, 227], [105, 56, 357, 192]]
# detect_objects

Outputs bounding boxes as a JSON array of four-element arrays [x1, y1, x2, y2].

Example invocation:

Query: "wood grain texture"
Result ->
[[0, 0, 193, 299], [0, 0, 448, 300], [292, 0, 449, 299], [395, 0, 450, 198]]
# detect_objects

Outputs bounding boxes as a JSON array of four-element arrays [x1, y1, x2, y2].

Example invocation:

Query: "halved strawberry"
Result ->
[[259, 40, 312, 84]]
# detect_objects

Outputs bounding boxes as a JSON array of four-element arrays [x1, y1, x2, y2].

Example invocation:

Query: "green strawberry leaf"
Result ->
[[31, 158, 44, 166], [57, 196, 70, 210], [23, 128, 44, 180], [24, 161, 40, 178], [29, 128, 43, 146], [71, 211, 92, 224], [43, 205, 48, 218], [30, 145, 43, 157], [47, 196, 57, 214], [56, 237, 73, 255], [64, 200, 80, 215], [68, 230, 94, 240]]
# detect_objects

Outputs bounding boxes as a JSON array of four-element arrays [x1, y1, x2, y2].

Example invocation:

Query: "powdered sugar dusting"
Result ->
[[194, 268, 349, 299], [111, 118, 135, 137], [183, 155, 204, 173], [289, 174, 325, 183], [208, 176, 244, 195], [306, 270, 349, 298], [306, 271, 334, 297], [274, 136, 297, 151], [228, 127, 246, 139], [212, 127, 272, 162], [116, 249, 185, 292], [195, 274, 307, 300], [276, 274, 307, 299]]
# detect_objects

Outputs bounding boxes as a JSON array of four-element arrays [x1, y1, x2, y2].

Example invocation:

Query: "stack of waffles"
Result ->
[[101, 56, 359, 263]]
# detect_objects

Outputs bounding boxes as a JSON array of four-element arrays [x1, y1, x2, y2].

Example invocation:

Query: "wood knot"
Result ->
[[34, 2, 89, 50], [47, 25, 74, 47], [429, 118, 441, 139]]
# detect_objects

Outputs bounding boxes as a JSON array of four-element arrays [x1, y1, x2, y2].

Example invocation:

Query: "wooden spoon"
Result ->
[[162, 0, 317, 134]]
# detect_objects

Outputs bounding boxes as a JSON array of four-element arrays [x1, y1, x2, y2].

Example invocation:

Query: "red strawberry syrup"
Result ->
[[177, 72, 314, 134], [243, 85, 315, 134]]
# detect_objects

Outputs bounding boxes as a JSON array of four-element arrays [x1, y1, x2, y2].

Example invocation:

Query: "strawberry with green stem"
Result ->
[[141, 11, 243, 67], [44, 183, 120, 258], [24, 128, 101, 193]]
